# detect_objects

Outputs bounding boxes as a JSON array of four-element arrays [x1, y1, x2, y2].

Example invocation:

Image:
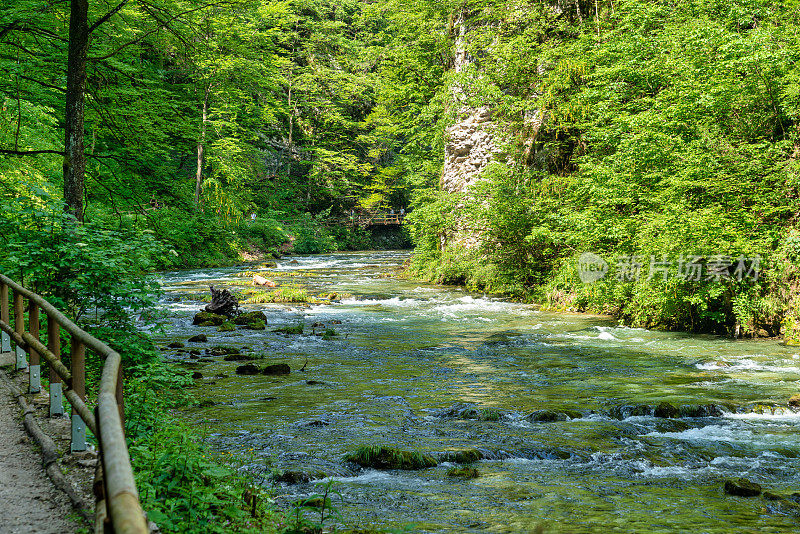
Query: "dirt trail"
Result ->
[[0, 374, 77, 534]]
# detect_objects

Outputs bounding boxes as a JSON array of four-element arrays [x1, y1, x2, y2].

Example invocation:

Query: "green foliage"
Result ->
[[274, 323, 305, 335]]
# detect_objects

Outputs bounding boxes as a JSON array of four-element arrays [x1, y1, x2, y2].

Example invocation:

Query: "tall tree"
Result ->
[[63, 0, 89, 221]]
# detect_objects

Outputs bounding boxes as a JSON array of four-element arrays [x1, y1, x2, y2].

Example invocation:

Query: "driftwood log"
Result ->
[[204, 285, 239, 317]]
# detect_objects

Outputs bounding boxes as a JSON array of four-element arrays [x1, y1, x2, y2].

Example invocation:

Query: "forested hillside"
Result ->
[[3, 0, 800, 337]]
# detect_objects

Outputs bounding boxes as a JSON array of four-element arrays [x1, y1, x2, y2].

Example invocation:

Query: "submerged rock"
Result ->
[[679, 404, 724, 418], [236, 364, 260, 376], [272, 470, 311, 484], [446, 466, 479, 479], [654, 402, 679, 418], [724, 478, 762, 497], [609, 405, 653, 419], [439, 449, 483, 464], [193, 312, 227, 326], [188, 334, 208, 343], [234, 311, 268, 325], [168, 342, 184, 349], [528, 410, 567, 423], [207, 346, 240, 356], [345, 445, 437, 470], [436, 402, 503, 421], [261, 364, 291, 376]]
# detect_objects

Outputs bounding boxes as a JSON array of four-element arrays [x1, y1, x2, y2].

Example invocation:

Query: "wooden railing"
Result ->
[[0, 275, 147, 534], [344, 214, 406, 228]]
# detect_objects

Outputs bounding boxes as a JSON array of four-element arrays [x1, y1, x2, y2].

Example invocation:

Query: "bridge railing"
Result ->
[[0, 274, 148, 534], [342, 214, 406, 227]]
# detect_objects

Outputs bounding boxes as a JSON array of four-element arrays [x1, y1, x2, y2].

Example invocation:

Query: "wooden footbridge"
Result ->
[[0, 275, 148, 533], [343, 214, 406, 228]]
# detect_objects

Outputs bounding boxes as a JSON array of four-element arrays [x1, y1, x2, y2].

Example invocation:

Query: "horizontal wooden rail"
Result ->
[[0, 274, 147, 534]]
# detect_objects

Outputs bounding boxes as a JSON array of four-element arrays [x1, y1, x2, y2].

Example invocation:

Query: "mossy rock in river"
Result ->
[[724, 478, 762, 497], [446, 466, 479, 479], [528, 410, 567, 423], [193, 312, 227, 326], [439, 449, 483, 464], [244, 320, 266, 331], [261, 364, 291, 376], [188, 334, 208, 343], [234, 311, 268, 325], [218, 321, 236, 332], [274, 323, 304, 335], [345, 445, 437, 470], [236, 364, 260, 376], [654, 402, 679, 418]]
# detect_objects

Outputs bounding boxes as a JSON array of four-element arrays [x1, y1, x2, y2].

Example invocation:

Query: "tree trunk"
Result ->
[[194, 89, 208, 204], [63, 0, 89, 222]]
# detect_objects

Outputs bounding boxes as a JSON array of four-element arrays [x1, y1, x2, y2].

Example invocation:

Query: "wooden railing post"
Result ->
[[13, 290, 27, 370], [70, 338, 87, 452], [28, 299, 41, 393], [47, 315, 64, 416], [0, 282, 9, 353]]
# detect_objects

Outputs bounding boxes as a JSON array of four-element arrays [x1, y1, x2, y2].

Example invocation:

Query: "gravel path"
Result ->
[[0, 373, 77, 534]]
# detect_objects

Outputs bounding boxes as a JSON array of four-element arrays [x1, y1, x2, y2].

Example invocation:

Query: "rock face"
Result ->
[[442, 106, 495, 197]]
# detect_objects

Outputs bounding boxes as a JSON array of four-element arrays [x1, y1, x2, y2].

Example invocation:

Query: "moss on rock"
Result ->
[[345, 445, 437, 470]]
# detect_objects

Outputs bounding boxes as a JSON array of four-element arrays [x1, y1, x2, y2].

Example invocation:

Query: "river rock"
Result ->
[[236, 364, 260, 376], [191, 372, 203, 380], [193, 312, 227, 326], [654, 402, 679, 418], [253, 275, 277, 287], [207, 346, 240, 356], [789, 395, 800, 408], [218, 322, 236, 332], [168, 342, 184, 349], [189, 350, 201, 356], [188, 334, 208, 343], [261, 364, 291, 376], [724, 478, 762, 497], [436, 402, 502, 421], [679, 404, 724, 418], [446, 466, 479, 479], [234, 311, 268, 325], [345, 445, 437, 470], [439, 449, 483, 464], [244, 320, 266, 331], [609, 404, 653, 419], [272, 470, 311, 484], [528, 410, 567, 423]]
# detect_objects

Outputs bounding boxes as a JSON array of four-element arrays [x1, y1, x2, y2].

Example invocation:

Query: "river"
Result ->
[[146, 251, 800, 533]]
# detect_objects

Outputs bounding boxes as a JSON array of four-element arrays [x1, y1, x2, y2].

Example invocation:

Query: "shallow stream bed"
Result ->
[[144, 251, 800, 533]]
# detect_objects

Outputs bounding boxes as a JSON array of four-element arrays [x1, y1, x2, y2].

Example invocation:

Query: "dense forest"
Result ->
[[2, 0, 800, 530]]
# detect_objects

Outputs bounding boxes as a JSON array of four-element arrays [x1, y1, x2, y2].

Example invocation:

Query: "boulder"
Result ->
[[253, 275, 277, 287], [679, 404, 724, 418], [439, 449, 483, 464], [654, 402, 679, 418], [724, 478, 762, 497], [188, 334, 208, 343], [234, 311, 268, 325], [609, 405, 653, 419], [261, 364, 291, 376], [168, 342, 184, 349], [789, 395, 800, 408], [193, 312, 227, 326], [244, 320, 266, 331], [345, 445, 437, 470], [528, 410, 567, 423], [236, 364, 260, 376], [218, 322, 236, 332]]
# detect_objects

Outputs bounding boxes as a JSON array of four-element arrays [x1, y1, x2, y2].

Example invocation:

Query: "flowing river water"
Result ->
[[146, 251, 800, 533]]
